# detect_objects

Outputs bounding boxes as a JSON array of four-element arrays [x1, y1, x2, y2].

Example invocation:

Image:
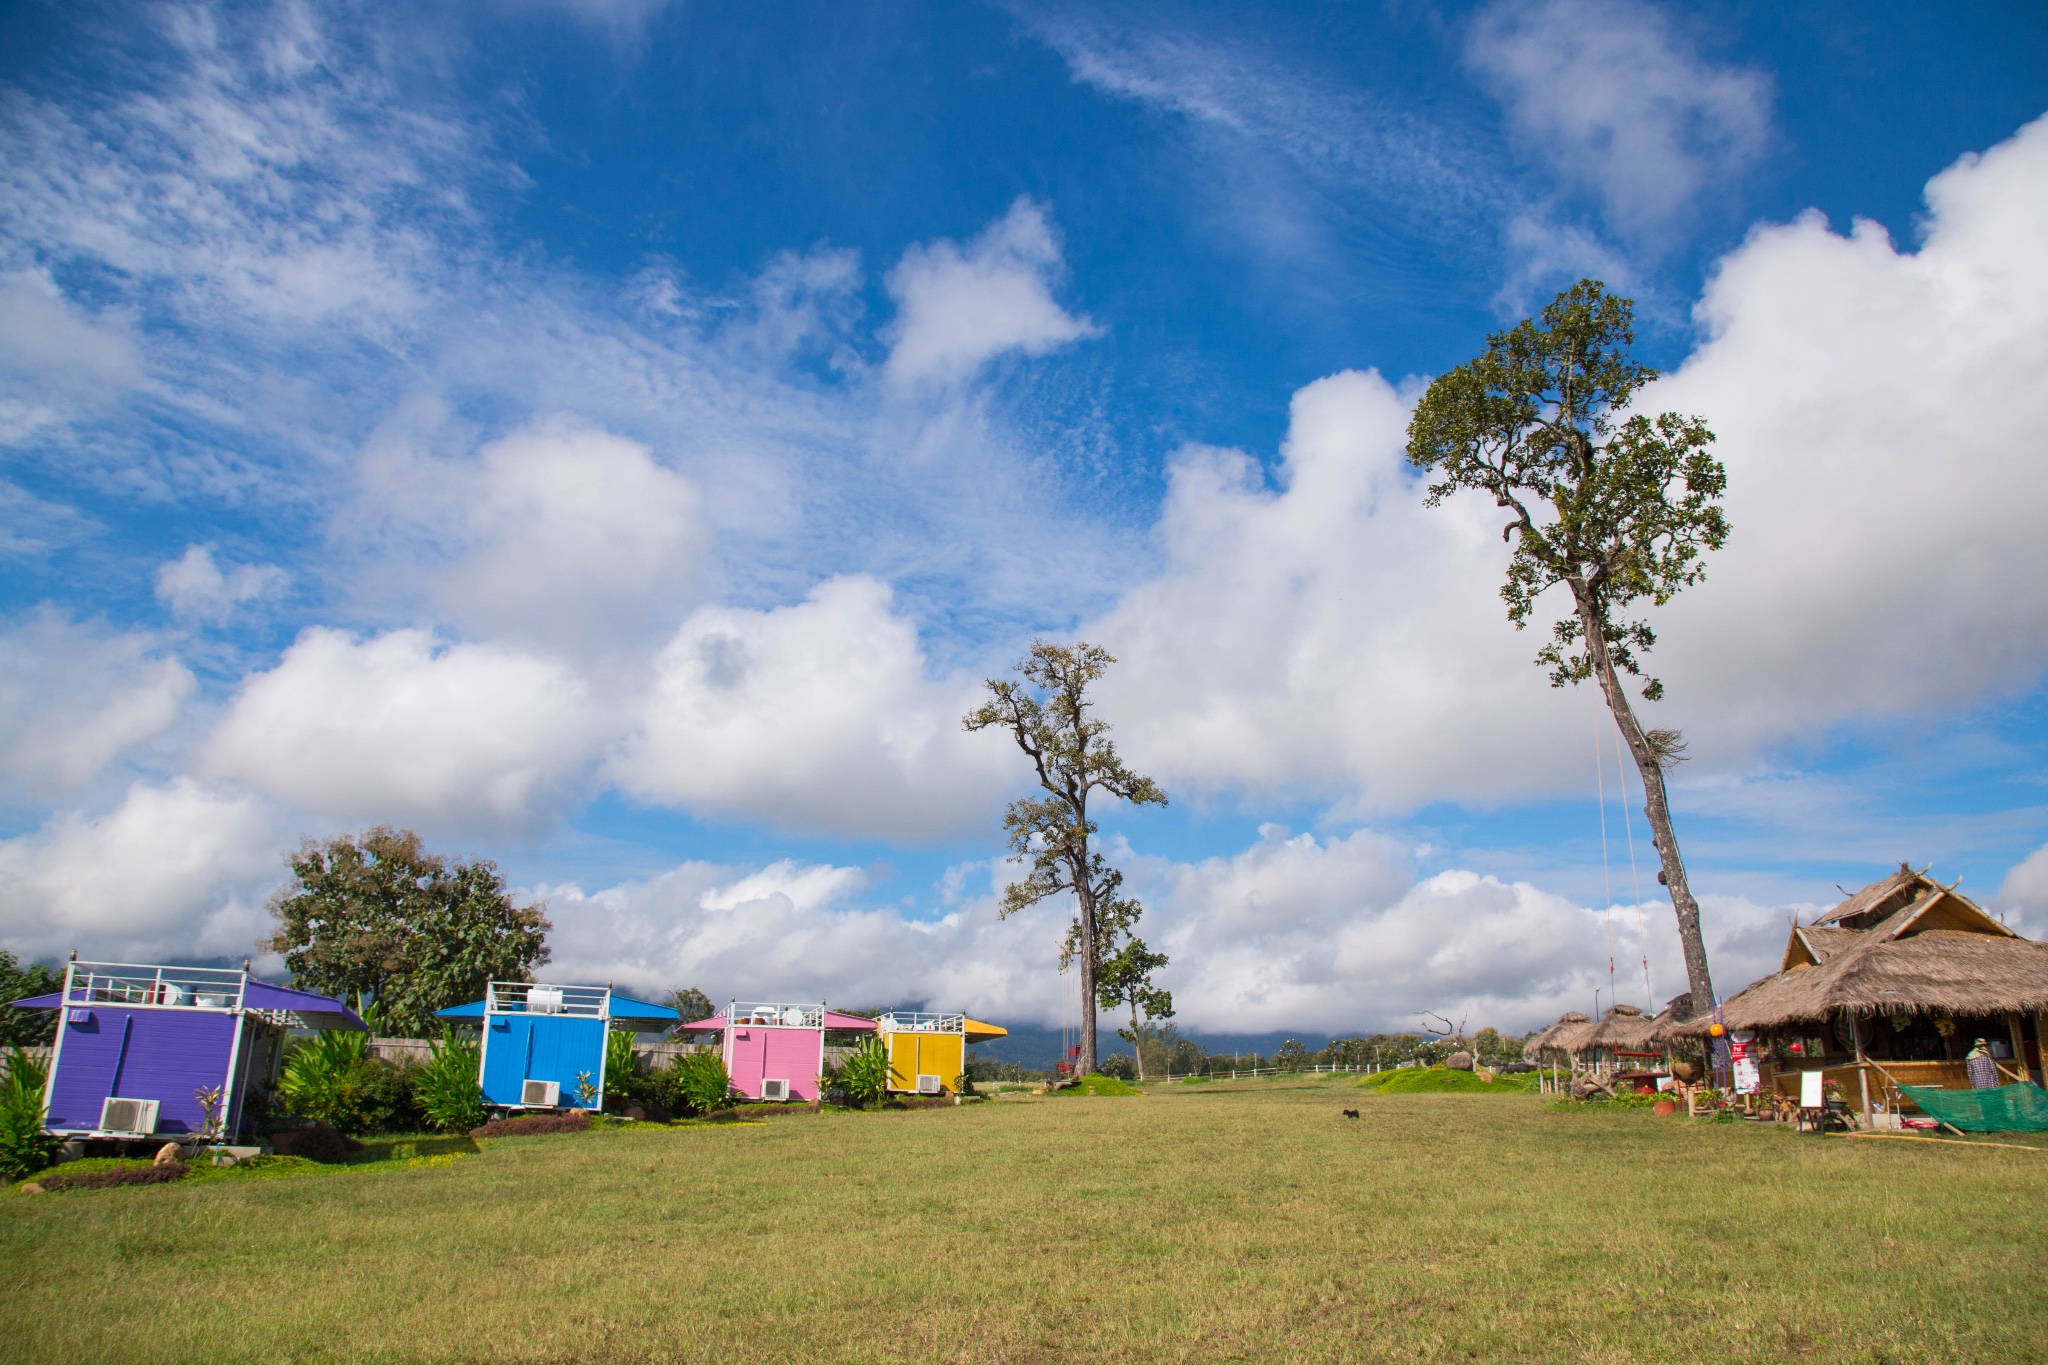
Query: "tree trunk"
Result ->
[[1573, 585, 1716, 1015], [1073, 866, 1098, 1077], [1130, 1001, 1147, 1081]]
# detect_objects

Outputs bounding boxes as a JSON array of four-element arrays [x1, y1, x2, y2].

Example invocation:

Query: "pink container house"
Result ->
[[681, 1001, 876, 1102]]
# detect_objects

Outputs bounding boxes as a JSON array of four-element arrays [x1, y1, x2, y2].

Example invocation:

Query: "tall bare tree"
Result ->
[[1405, 280, 1730, 1014], [964, 641, 1167, 1075]]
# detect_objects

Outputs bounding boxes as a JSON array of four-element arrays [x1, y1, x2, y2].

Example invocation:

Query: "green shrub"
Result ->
[[828, 1036, 889, 1108], [410, 1030, 485, 1133], [604, 1029, 642, 1102], [277, 1031, 419, 1135], [669, 1048, 733, 1116], [1054, 1073, 1144, 1097], [0, 1047, 60, 1182]]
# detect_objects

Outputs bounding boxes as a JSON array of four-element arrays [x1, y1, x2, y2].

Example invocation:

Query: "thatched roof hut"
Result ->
[[1522, 1011, 1591, 1062], [1581, 1003, 1658, 1057], [1665, 865, 2048, 1063]]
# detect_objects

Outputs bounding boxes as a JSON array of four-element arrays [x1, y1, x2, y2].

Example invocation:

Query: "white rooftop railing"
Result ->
[[64, 961, 247, 1011], [725, 1002, 824, 1029], [875, 1011, 964, 1034], [485, 981, 608, 1017]]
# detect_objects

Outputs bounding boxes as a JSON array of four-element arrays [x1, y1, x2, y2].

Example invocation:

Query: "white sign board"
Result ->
[[1799, 1069, 1824, 1108]]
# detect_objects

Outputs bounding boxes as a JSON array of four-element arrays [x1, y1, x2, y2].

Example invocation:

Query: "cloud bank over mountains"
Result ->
[[1, 2, 2044, 1033]]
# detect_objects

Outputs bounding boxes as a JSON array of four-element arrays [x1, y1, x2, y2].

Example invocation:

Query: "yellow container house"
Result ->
[[877, 1012, 1006, 1094]]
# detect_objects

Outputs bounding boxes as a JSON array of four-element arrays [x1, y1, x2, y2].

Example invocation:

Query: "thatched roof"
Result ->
[[1647, 992, 1694, 1045], [1667, 866, 2048, 1036], [1580, 1003, 1659, 1055], [1522, 1011, 1591, 1061]]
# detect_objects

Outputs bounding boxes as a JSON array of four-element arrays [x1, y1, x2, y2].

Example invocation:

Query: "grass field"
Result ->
[[5, 1076, 2047, 1363]]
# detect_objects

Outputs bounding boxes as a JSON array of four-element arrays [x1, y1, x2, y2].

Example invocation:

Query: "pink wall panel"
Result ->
[[723, 1026, 823, 1100]]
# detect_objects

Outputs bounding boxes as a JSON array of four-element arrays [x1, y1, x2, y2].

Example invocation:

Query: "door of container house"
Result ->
[[481, 1015, 532, 1107]]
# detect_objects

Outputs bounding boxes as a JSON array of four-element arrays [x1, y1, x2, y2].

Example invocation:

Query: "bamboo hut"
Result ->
[[1666, 864, 2048, 1124], [1579, 1004, 1663, 1083], [1523, 1011, 1591, 1093]]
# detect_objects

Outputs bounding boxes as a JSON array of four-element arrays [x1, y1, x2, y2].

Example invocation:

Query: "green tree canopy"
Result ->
[[964, 641, 1166, 1075], [264, 826, 551, 1037], [0, 951, 61, 1048], [1097, 929, 1172, 1081], [1405, 279, 1728, 1013], [665, 987, 716, 1030]]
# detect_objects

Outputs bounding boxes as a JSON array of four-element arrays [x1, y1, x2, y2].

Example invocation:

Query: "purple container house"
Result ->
[[12, 958, 363, 1141], [681, 1001, 877, 1102]]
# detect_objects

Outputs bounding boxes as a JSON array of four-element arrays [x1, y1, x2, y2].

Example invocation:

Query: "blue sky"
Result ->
[[3, 0, 2047, 1035]]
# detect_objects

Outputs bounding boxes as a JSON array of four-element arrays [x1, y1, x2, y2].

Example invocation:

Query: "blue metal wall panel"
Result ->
[[477, 1014, 605, 1108]]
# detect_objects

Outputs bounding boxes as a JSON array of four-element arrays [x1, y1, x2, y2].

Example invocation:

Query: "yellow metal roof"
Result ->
[[963, 1017, 1007, 1041]]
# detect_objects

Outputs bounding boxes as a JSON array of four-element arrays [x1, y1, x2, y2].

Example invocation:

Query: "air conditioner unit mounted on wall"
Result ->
[[100, 1097, 160, 1135], [761, 1078, 791, 1102], [521, 1079, 561, 1108], [916, 1074, 944, 1095]]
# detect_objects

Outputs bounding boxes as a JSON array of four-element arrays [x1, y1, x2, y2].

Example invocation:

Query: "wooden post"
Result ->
[[1852, 1013, 1872, 1127]]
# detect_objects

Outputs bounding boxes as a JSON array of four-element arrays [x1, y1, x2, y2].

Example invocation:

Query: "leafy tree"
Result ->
[[0, 951, 61, 1048], [1098, 932, 1172, 1081], [1406, 279, 1729, 1013], [264, 827, 551, 1037], [1273, 1039, 1310, 1071], [964, 641, 1167, 1075], [665, 987, 716, 1030]]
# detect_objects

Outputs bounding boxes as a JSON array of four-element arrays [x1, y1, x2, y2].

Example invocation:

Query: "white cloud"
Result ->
[[1021, 10, 1505, 245], [0, 270, 143, 443], [155, 544, 289, 622], [357, 417, 705, 654], [1092, 367, 1587, 810], [1093, 113, 2048, 809], [0, 778, 280, 961], [203, 627, 603, 827], [1466, 0, 1771, 242], [1996, 844, 2048, 935], [0, 610, 195, 799], [535, 823, 1798, 1035], [882, 199, 1096, 387], [613, 575, 1019, 840], [1648, 111, 2048, 744], [0, 481, 101, 557], [540, 854, 1076, 1022]]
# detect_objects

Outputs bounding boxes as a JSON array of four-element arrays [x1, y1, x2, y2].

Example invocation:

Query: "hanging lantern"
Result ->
[[1708, 1022, 1724, 1037]]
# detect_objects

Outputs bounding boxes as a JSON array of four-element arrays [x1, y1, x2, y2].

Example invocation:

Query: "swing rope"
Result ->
[[1593, 697, 1616, 1014], [1610, 722, 1655, 1013]]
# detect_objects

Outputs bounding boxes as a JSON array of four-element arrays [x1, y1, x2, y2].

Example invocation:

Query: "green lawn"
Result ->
[[5, 1077, 2046, 1363]]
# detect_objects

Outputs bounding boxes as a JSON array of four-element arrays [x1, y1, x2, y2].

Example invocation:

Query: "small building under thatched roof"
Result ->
[[1580, 1003, 1659, 1066], [1668, 865, 2048, 1107], [1522, 1011, 1591, 1063]]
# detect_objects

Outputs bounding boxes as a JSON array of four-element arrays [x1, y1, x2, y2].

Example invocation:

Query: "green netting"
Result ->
[[1897, 1081, 2048, 1132]]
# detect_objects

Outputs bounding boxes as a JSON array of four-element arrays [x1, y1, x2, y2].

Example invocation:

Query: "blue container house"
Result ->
[[438, 982, 677, 1111], [9, 958, 363, 1141]]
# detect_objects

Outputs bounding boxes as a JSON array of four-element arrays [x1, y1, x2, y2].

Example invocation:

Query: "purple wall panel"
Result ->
[[48, 1007, 236, 1134]]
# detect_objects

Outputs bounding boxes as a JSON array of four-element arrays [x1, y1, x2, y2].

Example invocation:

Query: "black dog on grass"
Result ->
[[1341, 1108, 1360, 1119]]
